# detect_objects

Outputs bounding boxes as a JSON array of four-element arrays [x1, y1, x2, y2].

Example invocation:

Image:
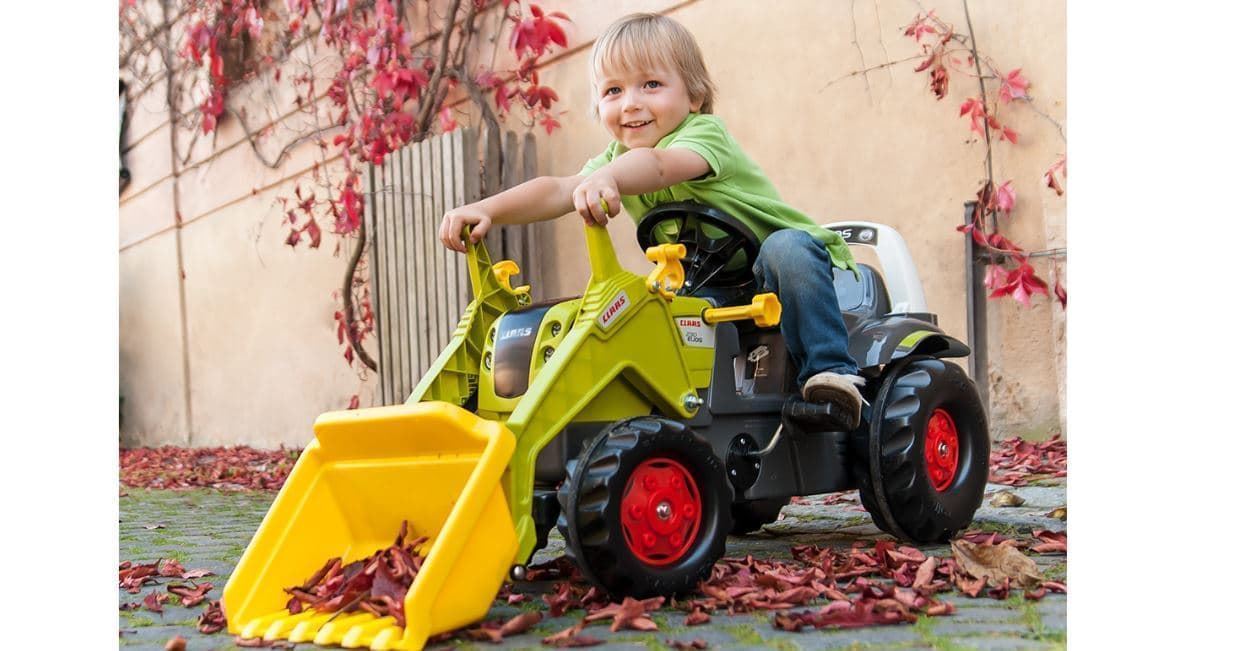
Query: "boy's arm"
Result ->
[[440, 174, 582, 252], [574, 147, 710, 223]]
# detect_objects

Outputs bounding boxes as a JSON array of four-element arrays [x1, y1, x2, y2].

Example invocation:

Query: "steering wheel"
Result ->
[[636, 201, 761, 296]]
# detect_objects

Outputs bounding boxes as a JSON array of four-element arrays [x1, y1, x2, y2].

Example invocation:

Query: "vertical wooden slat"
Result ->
[[398, 147, 415, 402], [500, 131, 519, 264], [415, 139, 430, 384], [412, 138, 428, 381], [440, 131, 461, 336], [406, 141, 422, 392], [433, 132, 448, 350], [414, 143, 431, 397], [382, 153, 397, 404], [450, 130, 470, 308], [422, 137, 438, 369], [365, 166, 387, 403], [457, 128, 478, 304], [483, 122, 504, 263], [428, 135, 443, 356]]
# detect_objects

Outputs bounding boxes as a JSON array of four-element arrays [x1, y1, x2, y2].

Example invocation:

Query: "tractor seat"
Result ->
[[834, 263, 891, 319]]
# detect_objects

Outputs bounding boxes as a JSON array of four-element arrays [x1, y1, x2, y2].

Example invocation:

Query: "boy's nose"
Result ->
[[622, 90, 642, 110]]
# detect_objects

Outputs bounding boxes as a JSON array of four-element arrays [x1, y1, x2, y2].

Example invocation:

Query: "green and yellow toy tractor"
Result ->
[[222, 202, 989, 649]]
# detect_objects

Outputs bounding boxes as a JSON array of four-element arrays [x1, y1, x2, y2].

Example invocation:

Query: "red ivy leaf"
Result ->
[[992, 181, 1016, 214], [1043, 156, 1067, 196], [990, 262, 1049, 306], [958, 98, 986, 136], [984, 264, 1009, 291], [997, 68, 1030, 102], [540, 113, 561, 135]]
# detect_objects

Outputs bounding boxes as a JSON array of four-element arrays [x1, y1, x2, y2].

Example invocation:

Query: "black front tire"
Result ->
[[556, 417, 733, 598], [856, 357, 989, 543]]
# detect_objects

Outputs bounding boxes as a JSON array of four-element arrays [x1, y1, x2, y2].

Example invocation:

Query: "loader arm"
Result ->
[[407, 232, 528, 406]]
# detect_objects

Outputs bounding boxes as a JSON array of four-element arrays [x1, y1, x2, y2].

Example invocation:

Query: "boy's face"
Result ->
[[596, 65, 700, 150]]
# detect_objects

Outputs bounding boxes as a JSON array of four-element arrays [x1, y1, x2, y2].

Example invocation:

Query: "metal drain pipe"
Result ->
[[963, 201, 989, 414]]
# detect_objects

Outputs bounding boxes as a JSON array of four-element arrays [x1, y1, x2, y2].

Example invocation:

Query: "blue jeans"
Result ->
[[752, 229, 859, 384]]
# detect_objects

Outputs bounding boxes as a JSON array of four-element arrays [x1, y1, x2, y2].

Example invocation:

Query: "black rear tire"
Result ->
[[729, 498, 788, 534], [856, 357, 989, 543], [556, 417, 733, 598]]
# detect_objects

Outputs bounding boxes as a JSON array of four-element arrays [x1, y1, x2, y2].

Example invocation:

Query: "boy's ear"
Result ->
[[689, 94, 704, 113]]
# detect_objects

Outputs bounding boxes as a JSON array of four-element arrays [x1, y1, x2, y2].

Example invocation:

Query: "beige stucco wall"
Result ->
[[119, 0, 1065, 447]]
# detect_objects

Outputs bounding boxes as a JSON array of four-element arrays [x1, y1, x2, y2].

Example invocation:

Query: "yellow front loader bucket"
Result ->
[[223, 402, 518, 650]]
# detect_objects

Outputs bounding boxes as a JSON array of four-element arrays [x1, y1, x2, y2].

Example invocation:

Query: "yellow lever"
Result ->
[[702, 293, 782, 327], [492, 260, 531, 302], [645, 244, 687, 300]]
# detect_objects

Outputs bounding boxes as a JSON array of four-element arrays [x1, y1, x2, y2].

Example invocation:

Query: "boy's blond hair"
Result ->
[[589, 13, 716, 117]]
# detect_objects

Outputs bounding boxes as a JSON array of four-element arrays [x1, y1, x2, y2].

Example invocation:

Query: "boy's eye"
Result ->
[[603, 86, 621, 96], [644, 80, 661, 89]]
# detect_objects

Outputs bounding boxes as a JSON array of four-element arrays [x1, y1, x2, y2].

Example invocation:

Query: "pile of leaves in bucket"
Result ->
[[280, 521, 428, 627], [119, 445, 298, 490], [989, 434, 1066, 486], [118, 558, 226, 634]]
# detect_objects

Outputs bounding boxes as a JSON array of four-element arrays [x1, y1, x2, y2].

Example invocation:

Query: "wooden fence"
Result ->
[[365, 126, 540, 406]]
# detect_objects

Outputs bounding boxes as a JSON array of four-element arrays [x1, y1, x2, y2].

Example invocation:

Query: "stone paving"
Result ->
[[119, 482, 1066, 650]]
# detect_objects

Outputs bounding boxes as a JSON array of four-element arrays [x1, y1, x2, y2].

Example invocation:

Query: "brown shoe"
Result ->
[[802, 372, 866, 430]]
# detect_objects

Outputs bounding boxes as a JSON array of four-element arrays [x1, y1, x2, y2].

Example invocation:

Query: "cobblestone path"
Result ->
[[120, 483, 1066, 650]]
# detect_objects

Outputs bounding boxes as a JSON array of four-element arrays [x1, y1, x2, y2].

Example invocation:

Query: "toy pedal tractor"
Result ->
[[223, 202, 989, 650]]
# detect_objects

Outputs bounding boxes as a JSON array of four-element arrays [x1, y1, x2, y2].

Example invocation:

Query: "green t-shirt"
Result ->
[[579, 112, 856, 277]]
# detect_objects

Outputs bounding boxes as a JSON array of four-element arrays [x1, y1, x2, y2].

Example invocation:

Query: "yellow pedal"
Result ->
[[645, 243, 687, 300], [702, 293, 781, 327]]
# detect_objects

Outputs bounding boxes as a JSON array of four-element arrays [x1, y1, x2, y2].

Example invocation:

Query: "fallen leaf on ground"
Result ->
[[989, 491, 1025, 507], [542, 622, 602, 647], [1047, 507, 1067, 521], [955, 573, 987, 598], [142, 590, 165, 613], [164, 635, 186, 651], [684, 607, 710, 625], [585, 596, 664, 632], [959, 530, 1025, 547], [498, 611, 542, 636], [167, 581, 214, 607], [144, 523, 166, 530], [667, 639, 708, 650], [950, 540, 1044, 590], [157, 559, 186, 577], [181, 568, 214, 579], [1030, 530, 1067, 554], [198, 599, 226, 634], [543, 581, 578, 616]]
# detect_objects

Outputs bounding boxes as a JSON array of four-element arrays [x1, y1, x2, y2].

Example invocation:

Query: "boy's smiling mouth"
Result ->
[[622, 120, 653, 129]]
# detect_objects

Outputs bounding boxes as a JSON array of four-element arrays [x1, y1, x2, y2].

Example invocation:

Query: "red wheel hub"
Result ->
[[620, 457, 702, 566], [924, 408, 959, 492]]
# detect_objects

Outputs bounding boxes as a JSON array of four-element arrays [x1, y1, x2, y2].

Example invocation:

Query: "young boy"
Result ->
[[439, 13, 865, 428]]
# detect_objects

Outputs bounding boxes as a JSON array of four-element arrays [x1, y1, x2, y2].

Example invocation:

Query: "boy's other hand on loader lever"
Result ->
[[573, 172, 621, 225], [439, 207, 492, 253]]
